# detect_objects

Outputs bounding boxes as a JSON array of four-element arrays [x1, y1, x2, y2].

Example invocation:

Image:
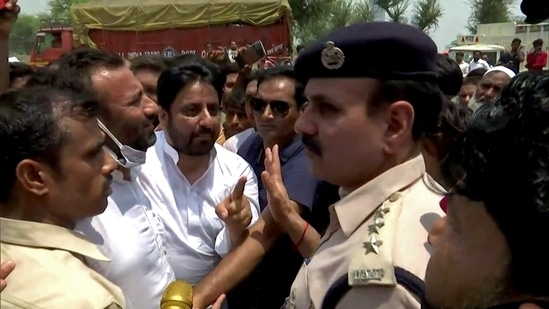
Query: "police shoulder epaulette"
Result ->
[[347, 192, 404, 287]]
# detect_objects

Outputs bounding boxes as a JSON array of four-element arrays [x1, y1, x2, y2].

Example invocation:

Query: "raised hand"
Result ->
[[0, 0, 20, 40], [261, 145, 292, 223], [215, 176, 251, 236]]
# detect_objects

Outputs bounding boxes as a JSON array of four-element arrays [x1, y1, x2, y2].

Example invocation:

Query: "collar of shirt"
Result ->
[[0, 217, 109, 261], [161, 131, 216, 167], [333, 155, 425, 237]]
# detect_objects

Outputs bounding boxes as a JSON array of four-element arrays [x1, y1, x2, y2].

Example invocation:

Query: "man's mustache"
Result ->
[[302, 134, 322, 156], [191, 126, 216, 138]]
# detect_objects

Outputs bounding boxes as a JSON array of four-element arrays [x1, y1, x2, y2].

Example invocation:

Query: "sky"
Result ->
[[19, 0, 523, 51]]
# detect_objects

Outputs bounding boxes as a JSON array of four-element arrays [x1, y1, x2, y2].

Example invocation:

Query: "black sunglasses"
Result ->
[[250, 98, 290, 117]]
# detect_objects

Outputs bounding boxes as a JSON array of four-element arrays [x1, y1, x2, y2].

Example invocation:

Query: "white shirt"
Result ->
[[458, 61, 469, 76], [469, 59, 491, 72], [223, 127, 255, 153], [140, 131, 260, 284], [75, 169, 175, 309]]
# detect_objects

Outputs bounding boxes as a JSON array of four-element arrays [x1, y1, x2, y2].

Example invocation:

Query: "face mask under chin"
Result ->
[[97, 119, 147, 168]]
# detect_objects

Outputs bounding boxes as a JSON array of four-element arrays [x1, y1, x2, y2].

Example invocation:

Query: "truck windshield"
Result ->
[[35, 33, 46, 54]]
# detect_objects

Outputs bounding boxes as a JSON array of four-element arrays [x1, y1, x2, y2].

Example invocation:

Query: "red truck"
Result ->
[[30, 0, 292, 66]]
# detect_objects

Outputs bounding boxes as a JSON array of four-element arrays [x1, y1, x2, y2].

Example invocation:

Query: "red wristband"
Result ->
[[293, 222, 309, 250]]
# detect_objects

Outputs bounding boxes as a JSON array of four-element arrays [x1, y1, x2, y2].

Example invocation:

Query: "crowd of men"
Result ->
[[1, 0, 549, 309]]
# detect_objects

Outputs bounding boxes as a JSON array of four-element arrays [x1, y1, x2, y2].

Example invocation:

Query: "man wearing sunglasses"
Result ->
[[192, 66, 339, 309]]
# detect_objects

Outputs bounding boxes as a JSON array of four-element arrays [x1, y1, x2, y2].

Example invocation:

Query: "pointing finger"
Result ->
[[231, 176, 247, 203]]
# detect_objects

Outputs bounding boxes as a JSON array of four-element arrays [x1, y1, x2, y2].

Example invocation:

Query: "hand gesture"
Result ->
[[261, 145, 292, 223], [0, 260, 15, 292], [0, 0, 19, 40], [215, 176, 251, 235]]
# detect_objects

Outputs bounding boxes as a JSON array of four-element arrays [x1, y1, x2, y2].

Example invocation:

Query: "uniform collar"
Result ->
[[334, 155, 425, 237], [0, 217, 109, 261]]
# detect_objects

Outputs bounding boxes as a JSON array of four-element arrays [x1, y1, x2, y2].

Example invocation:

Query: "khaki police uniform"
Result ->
[[0, 218, 125, 309], [286, 156, 444, 309], [286, 21, 444, 309]]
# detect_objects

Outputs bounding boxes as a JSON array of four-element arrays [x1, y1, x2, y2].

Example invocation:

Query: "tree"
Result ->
[[374, 0, 410, 23], [411, 0, 443, 34], [47, 0, 91, 21], [466, 0, 514, 33], [9, 14, 41, 55], [351, 0, 374, 24], [291, 0, 374, 45], [289, 0, 339, 22]]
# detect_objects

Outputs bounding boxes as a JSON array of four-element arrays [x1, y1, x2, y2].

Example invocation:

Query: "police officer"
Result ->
[[283, 22, 446, 308]]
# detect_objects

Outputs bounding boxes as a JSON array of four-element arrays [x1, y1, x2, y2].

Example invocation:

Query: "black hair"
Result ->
[[533, 38, 544, 46], [256, 65, 307, 109], [467, 68, 488, 78], [455, 51, 464, 56], [296, 44, 305, 53], [9, 62, 34, 87], [426, 97, 472, 160], [0, 87, 100, 202], [170, 54, 204, 67], [441, 71, 549, 296], [370, 79, 443, 139], [157, 61, 226, 112], [512, 38, 522, 44], [53, 47, 126, 98], [130, 55, 169, 74], [436, 54, 463, 97], [25, 67, 58, 87], [462, 75, 481, 86], [224, 87, 246, 110], [221, 62, 240, 76], [240, 69, 265, 91]]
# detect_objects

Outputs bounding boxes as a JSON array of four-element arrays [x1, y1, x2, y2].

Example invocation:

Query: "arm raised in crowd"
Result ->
[[193, 145, 322, 308], [0, 0, 20, 94]]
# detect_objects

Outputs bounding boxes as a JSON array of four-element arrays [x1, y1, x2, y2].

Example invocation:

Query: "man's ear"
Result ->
[[383, 100, 414, 154], [15, 159, 51, 197]]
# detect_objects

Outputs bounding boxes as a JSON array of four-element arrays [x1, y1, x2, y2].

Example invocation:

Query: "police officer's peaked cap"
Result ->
[[295, 22, 439, 81]]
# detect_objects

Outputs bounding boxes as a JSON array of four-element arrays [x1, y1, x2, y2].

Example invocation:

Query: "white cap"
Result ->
[[8, 57, 20, 63], [484, 66, 516, 79]]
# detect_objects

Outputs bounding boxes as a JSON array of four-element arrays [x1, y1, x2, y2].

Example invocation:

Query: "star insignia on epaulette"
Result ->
[[368, 218, 385, 234], [363, 234, 383, 255], [374, 204, 390, 219]]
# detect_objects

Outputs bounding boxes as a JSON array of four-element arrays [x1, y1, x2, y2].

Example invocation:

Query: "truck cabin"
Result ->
[[31, 20, 73, 66]]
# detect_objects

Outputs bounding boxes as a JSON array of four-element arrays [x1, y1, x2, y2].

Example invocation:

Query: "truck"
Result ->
[[449, 22, 549, 71], [29, 0, 293, 66]]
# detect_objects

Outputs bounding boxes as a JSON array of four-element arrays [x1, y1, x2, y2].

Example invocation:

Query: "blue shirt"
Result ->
[[237, 132, 318, 211]]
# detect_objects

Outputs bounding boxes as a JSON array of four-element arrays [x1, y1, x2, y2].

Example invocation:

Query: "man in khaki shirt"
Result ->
[[276, 22, 445, 308], [0, 87, 124, 308]]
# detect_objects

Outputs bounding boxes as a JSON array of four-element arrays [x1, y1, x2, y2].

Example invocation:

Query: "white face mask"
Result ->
[[97, 119, 147, 168]]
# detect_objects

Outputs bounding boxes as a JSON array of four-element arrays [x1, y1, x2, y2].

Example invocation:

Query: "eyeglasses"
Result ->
[[250, 98, 290, 118]]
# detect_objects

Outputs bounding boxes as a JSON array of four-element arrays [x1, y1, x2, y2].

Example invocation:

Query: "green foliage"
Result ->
[[411, 0, 444, 33], [374, 0, 410, 22], [466, 0, 514, 33], [9, 14, 40, 55], [9, 0, 91, 55], [47, 0, 90, 21], [292, 0, 375, 45]]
